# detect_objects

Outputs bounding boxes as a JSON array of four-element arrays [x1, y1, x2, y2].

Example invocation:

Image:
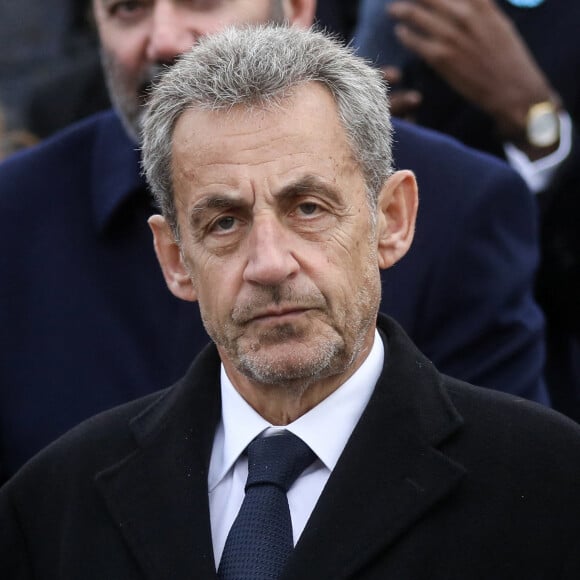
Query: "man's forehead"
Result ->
[[172, 87, 352, 164], [172, 82, 341, 140], [169, 93, 360, 207]]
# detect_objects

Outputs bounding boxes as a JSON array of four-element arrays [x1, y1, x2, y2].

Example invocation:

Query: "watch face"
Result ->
[[528, 107, 560, 148]]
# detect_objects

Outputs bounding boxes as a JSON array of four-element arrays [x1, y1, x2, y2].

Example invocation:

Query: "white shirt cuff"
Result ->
[[504, 111, 573, 194]]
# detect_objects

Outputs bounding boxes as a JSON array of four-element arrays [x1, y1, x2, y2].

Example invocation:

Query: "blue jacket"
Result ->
[[0, 110, 547, 481]]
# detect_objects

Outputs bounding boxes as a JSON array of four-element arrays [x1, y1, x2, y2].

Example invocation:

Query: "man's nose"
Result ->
[[243, 217, 300, 287], [146, 3, 197, 64]]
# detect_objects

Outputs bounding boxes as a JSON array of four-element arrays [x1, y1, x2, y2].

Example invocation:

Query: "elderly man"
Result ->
[[2, 26, 579, 579], [0, 0, 546, 483]]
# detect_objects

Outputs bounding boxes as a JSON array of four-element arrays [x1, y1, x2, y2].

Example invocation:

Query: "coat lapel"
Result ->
[[284, 316, 466, 580], [94, 345, 222, 580]]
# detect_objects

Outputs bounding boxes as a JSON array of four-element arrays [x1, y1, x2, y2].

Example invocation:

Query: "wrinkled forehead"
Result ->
[[170, 82, 357, 169], [168, 84, 366, 214]]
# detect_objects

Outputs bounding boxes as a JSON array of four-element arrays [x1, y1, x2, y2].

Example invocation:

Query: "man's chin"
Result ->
[[235, 339, 342, 386]]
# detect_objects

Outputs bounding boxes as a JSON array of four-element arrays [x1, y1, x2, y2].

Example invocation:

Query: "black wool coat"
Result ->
[[2, 314, 580, 579]]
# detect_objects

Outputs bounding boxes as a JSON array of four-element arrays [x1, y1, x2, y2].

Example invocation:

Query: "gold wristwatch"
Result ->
[[526, 101, 560, 148]]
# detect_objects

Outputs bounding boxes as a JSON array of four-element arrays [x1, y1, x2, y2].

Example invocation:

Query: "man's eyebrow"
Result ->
[[191, 196, 243, 211], [188, 195, 245, 226], [275, 176, 341, 205]]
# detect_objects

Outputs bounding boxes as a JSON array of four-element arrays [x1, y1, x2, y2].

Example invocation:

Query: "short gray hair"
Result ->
[[141, 24, 394, 234]]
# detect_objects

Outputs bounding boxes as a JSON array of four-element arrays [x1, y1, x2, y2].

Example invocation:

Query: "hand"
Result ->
[[388, 0, 558, 141], [381, 66, 423, 120]]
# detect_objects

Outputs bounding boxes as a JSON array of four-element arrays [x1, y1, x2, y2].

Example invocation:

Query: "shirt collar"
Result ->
[[208, 329, 384, 491], [89, 110, 149, 233]]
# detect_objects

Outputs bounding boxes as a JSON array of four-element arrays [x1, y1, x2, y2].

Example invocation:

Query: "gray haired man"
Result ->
[[2, 25, 579, 579]]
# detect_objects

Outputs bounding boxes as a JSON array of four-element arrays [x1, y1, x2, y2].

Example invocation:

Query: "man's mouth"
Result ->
[[234, 303, 320, 327], [249, 307, 310, 323]]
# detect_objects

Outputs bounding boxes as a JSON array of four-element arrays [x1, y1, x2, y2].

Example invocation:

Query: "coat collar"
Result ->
[[88, 110, 148, 233], [94, 315, 465, 579]]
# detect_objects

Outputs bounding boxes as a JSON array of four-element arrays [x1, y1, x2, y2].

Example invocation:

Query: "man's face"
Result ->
[[93, 0, 289, 141], [164, 83, 384, 392]]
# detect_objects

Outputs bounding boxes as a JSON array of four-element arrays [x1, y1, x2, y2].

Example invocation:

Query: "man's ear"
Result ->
[[284, 0, 316, 28], [148, 215, 198, 302], [376, 170, 418, 270]]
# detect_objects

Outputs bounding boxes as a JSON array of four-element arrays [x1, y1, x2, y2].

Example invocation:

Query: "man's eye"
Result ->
[[212, 216, 237, 232], [297, 202, 320, 216]]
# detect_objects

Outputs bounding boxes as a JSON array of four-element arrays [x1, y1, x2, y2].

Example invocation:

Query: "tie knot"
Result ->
[[246, 432, 315, 492]]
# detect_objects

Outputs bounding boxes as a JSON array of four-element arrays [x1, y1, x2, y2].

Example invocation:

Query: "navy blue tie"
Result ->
[[218, 431, 316, 580]]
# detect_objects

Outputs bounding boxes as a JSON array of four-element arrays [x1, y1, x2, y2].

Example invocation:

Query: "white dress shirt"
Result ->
[[208, 330, 384, 567]]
